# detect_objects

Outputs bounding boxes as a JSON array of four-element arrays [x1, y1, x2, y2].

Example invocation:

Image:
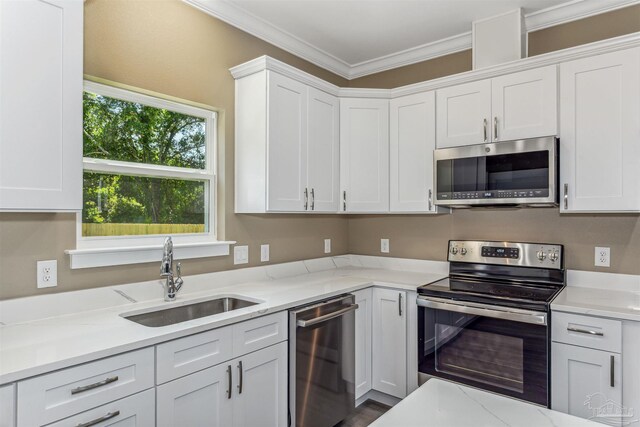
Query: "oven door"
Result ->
[[434, 136, 558, 206], [417, 297, 549, 407]]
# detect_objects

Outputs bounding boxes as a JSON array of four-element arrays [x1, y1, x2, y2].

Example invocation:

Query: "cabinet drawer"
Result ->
[[0, 383, 15, 427], [156, 325, 233, 384], [44, 388, 155, 427], [17, 348, 154, 426], [232, 312, 287, 357], [552, 312, 621, 353]]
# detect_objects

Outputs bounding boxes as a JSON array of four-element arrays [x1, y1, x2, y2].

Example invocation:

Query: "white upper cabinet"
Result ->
[[0, 0, 83, 211], [436, 67, 557, 148], [340, 98, 389, 213], [436, 80, 492, 148], [491, 65, 557, 142], [307, 87, 340, 212], [560, 48, 640, 212], [390, 91, 445, 213], [234, 70, 339, 213], [267, 72, 308, 212]]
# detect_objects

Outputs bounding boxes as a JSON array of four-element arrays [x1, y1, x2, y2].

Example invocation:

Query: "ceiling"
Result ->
[[186, 0, 639, 78]]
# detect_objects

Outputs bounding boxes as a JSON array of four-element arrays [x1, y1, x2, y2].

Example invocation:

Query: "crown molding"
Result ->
[[192, 0, 640, 80]]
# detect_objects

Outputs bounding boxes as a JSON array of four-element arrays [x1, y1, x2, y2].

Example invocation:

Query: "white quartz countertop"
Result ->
[[370, 379, 599, 427], [0, 255, 446, 384], [551, 285, 640, 322]]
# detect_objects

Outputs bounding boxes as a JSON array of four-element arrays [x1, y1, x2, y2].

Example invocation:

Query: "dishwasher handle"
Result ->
[[297, 304, 358, 328]]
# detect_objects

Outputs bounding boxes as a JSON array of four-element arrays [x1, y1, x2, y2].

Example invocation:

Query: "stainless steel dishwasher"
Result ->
[[289, 294, 358, 427]]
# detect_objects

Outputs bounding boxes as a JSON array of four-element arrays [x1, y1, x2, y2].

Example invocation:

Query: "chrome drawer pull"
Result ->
[[71, 376, 119, 395], [567, 327, 603, 336], [76, 411, 120, 427]]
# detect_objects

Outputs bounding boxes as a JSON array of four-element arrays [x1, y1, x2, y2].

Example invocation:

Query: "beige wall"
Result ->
[[0, 0, 349, 300], [1, 1, 639, 300]]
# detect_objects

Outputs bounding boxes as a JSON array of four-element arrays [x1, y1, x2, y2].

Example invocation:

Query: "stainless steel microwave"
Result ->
[[433, 136, 559, 207]]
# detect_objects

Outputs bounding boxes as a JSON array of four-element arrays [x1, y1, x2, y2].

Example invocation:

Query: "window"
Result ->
[[68, 80, 230, 268]]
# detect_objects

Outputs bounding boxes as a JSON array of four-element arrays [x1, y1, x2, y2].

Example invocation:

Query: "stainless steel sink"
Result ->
[[123, 297, 259, 327]]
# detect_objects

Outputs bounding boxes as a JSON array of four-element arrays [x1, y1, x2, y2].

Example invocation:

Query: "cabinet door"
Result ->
[[491, 65, 557, 142], [353, 288, 372, 400], [307, 87, 339, 212], [390, 91, 439, 213], [372, 288, 407, 398], [552, 343, 622, 424], [340, 98, 389, 212], [267, 71, 308, 212], [0, 384, 15, 427], [436, 80, 491, 148], [0, 0, 82, 211], [232, 342, 287, 427], [560, 48, 640, 212], [156, 363, 233, 427]]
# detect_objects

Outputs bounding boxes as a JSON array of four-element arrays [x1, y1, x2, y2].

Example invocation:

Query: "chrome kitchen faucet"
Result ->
[[160, 236, 183, 301]]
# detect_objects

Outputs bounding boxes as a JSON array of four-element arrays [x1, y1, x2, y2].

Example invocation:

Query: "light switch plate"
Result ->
[[37, 260, 57, 288], [324, 239, 331, 254], [381, 239, 390, 253], [234, 245, 249, 265], [595, 247, 610, 267], [260, 244, 269, 262]]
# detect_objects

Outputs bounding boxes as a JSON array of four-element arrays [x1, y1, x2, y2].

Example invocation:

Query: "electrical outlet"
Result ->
[[37, 260, 57, 288], [260, 244, 270, 262], [324, 239, 331, 254], [381, 238, 390, 254], [234, 245, 249, 265], [595, 247, 610, 267]]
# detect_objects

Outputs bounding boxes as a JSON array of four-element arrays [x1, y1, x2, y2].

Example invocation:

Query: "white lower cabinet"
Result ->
[[0, 383, 15, 427], [372, 288, 407, 399], [354, 288, 373, 400], [157, 341, 287, 427], [552, 343, 622, 423], [46, 389, 155, 427]]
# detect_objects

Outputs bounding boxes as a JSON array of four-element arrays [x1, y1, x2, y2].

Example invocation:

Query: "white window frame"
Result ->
[[66, 80, 233, 269]]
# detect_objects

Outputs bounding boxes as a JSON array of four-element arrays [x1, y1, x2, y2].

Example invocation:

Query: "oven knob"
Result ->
[[460, 248, 467, 255], [536, 250, 546, 261], [450, 247, 458, 255], [549, 251, 559, 263]]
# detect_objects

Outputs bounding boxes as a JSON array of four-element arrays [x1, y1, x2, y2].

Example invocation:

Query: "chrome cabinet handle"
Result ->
[[343, 190, 347, 211], [428, 189, 433, 211], [483, 118, 487, 142], [227, 365, 232, 399], [304, 188, 308, 210], [494, 117, 498, 141], [564, 183, 568, 210], [398, 293, 403, 317], [237, 360, 243, 394], [75, 411, 120, 427], [71, 376, 118, 395], [567, 326, 603, 336], [311, 188, 315, 211], [610, 355, 615, 387]]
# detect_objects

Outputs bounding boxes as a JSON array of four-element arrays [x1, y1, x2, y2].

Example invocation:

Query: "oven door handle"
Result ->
[[417, 296, 547, 326]]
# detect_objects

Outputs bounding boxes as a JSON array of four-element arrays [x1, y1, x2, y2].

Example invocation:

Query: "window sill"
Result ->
[[65, 241, 235, 269]]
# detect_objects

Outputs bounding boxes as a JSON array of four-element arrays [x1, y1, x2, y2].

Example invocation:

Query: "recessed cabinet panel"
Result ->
[[354, 288, 373, 399], [0, 0, 82, 211], [267, 72, 308, 212], [340, 98, 389, 212], [307, 88, 339, 212], [436, 80, 492, 148], [560, 48, 640, 212], [390, 91, 441, 213], [491, 65, 557, 142]]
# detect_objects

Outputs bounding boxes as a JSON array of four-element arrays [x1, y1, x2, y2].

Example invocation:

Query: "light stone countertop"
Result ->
[[370, 379, 600, 427], [0, 255, 447, 384]]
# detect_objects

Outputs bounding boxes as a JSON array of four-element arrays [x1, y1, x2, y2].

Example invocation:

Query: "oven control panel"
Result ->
[[448, 240, 563, 269]]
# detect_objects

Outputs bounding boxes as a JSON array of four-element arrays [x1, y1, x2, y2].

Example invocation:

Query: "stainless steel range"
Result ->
[[417, 240, 565, 407]]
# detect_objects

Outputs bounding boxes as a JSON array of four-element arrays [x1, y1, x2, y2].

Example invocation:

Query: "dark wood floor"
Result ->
[[334, 400, 391, 427]]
